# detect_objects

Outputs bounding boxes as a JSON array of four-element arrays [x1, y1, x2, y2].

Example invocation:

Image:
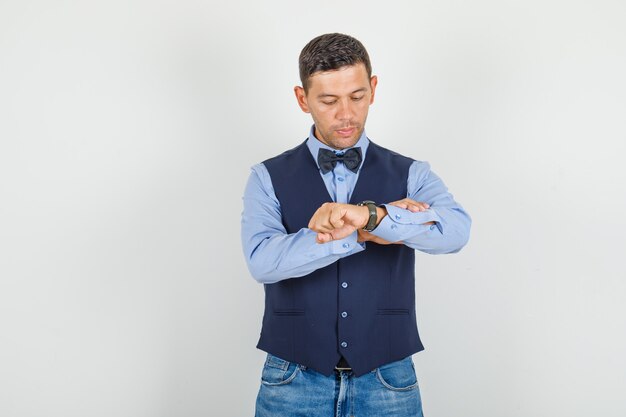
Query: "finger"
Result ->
[[390, 202, 408, 209], [316, 232, 332, 243], [329, 206, 345, 228], [309, 214, 335, 232], [309, 221, 331, 233], [388, 199, 430, 213], [388, 198, 413, 209], [313, 225, 334, 233], [308, 210, 323, 230], [406, 204, 421, 213], [402, 202, 423, 212], [410, 203, 427, 212], [402, 198, 428, 207], [330, 225, 356, 241], [369, 235, 393, 245], [389, 201, 409, 210], [406, 202, 431, 212]]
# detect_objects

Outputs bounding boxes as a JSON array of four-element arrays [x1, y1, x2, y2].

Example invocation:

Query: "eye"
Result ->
[[322, 100, 337, 105], [352, 96, 364, 101]]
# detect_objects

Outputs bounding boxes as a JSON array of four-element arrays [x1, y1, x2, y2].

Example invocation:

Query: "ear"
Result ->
[[294, 86, 310, 113], [369, 75, 378, 104]]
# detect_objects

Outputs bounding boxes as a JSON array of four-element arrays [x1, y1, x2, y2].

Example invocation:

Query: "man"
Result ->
[[241, 33, 471, 417]]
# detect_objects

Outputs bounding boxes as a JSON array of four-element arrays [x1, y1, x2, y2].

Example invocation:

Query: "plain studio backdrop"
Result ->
[[1, 0, 625, 416]]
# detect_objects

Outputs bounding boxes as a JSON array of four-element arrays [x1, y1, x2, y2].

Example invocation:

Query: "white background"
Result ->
[[1, 1, 625, 416]]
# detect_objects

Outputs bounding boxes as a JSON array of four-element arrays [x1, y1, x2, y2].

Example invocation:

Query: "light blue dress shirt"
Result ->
[[241, 126, 471, 284]]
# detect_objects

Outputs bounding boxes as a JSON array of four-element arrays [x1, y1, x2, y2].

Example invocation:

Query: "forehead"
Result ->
[[307, 63, 370, 95]]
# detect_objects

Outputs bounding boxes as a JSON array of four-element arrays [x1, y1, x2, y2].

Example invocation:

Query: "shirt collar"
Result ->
[[306, 124, 370, 172]]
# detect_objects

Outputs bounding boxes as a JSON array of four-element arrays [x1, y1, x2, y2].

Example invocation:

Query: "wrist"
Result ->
[[358, 205, 370, 229], [375, 206, 387, 226], [356, 200, 379, 232]]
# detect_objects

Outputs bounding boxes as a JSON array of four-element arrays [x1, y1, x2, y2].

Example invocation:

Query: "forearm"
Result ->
[[371, 205, 471, 253], [368, 160, 471, 253], [243, 229, 362, 284], [241, 164, 364, 284]]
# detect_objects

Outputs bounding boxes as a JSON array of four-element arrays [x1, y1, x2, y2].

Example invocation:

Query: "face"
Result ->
[[294, 63, 378, 150]]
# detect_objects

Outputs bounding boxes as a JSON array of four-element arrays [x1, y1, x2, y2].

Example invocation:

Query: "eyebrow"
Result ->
[[316, 87, 368, 99]]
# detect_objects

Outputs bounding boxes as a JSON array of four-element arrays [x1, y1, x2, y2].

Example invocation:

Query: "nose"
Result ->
[[336, 99, 354, 121]]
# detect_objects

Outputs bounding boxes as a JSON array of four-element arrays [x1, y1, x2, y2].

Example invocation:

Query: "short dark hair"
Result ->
[[299, 33, 372, 93]]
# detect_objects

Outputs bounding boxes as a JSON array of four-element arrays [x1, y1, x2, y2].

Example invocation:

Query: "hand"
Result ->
[[308, 202, 369, 243], [388, 198, 435, 226], [387, 198, 430, 213], [357, 198, 434, 245], [357, 229, 402, 245]]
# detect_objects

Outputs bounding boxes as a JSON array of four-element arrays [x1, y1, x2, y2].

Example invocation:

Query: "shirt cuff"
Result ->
[[328, 230, 363, 255], [371, 205, 443, 242]]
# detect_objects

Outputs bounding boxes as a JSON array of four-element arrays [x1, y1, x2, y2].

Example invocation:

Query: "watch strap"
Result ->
[[357, 200, 378, 232]]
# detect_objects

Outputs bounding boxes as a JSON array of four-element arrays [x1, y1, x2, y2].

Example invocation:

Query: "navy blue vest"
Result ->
[[259, 140, 424, 377]]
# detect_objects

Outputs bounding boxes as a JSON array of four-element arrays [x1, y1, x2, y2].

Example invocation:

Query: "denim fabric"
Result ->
[[255, 354, 424, 417]]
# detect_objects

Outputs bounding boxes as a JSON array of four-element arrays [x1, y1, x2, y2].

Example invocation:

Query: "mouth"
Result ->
[[336, 127, 355, 137]]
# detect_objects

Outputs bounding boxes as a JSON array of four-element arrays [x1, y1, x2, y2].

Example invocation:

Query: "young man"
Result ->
[[241, 33, 471, 417]]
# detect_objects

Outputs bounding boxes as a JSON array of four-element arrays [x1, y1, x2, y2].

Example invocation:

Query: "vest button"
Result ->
[[341, 311, 348, 318], [340, 341, 348, 348], [341, 282, 348, 288]]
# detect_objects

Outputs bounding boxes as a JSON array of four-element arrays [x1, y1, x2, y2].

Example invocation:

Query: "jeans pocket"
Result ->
[[375, 357, 419, 391], [260, 354, 301, 386]]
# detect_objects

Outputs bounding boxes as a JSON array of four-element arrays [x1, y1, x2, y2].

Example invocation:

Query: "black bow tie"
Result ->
[[317, 147, 363, 174]]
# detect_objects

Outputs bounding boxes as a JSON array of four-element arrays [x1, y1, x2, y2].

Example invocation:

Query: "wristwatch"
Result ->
[[357, 200, 378, 232]]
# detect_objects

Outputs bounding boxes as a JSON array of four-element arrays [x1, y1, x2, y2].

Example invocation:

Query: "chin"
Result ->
[[330, 135, 360, 150]]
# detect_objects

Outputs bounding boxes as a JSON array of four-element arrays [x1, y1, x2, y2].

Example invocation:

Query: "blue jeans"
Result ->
[[255, 354, 424, 417]]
